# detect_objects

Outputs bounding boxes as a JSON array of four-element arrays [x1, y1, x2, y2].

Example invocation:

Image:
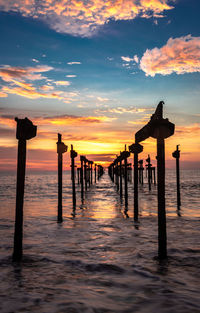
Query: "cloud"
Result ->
[[67, 62, 81, 65], [1, 86, 66, 100], [0, 91, 8, 97], [140, 35, 200, 76], [54, 80, 71, 86], [96, 106, 153, 115], [0, 64, 78, 101], [175, 123, 200, 135], [0, 65, 53, 82], [40, 85, 54, 91], [38, 114, 116, 126], [66, 75, 77, 78], [0, 0, 175, 37], [97, 96, 109, 102], [32, 58, 39, 63], [133, 55, 139, 63], [121, 56, 134, 62]]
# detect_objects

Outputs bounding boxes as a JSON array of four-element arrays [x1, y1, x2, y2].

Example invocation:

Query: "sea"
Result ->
[[0, 169, 199, 313]]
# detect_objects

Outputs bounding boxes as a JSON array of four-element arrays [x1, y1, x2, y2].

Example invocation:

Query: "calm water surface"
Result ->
[[0, 169, 199, 313]]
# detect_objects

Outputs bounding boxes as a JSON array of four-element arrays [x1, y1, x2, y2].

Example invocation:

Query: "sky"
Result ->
[[0, 0, 200, 171]]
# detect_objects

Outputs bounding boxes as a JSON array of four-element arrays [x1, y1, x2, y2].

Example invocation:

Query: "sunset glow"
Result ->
[[0, 0, 199, 172]]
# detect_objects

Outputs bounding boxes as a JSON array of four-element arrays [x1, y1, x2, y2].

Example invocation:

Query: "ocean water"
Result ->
[[0, 169, 199, 313]]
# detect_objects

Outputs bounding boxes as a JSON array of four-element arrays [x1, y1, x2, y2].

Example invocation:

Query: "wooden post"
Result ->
[[172, 145, 181, 210], [157, 138, 167, 259], [124, 159, 128, 207], [57, 133, 68, 223], [129, 143, 143, 221], [153, 167, 156, 184], [71, 145, 77, 209], [116, 162, 119, 191], [77, 168, 80, 184], [80, 156, 84, 203], [84, 159, 87, 191], [135, 101, 175, 259], [13, 118, 37, 262], [95, 164, 97, 183], [120, 159, 123, 198], [146, 155, 151, 191], [88, 162, 91, 187], [90, 162, 93, 185]]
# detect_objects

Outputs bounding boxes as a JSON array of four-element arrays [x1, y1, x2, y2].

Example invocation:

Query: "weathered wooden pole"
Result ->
[[87, 161, 91, 187], [119, 158, 123, 198], [129, 143, 143, 221], [135, 101, 174, 259], [138, 160, 144, 184], [124, 157, 128, 207], [95, 164, 97, 183], [13, 117, 37, 262], [153, 167, 156, 184], [172, 145, 181, 210], [77, 168, 80, 184], [90, 161, 93, 185], [116, 161, 119, 191], [84, 159, 88, 191], [71, 145, 78, 209], [156, 137, 167, 258], [57, 133, 68, 223], [146, 155, 152, 191], [120, 146, 130, 208], [80, 156, 84, 203]]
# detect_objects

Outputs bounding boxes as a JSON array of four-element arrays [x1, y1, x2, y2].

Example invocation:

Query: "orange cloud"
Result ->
[[0, 65, 53, 82], [140, 35, 200, 76], [55, 80, 71, 86], [35, 114, 116, 126], [0, 0, 175, 36], [0, 65, 78, 101], [0, 91, 7, 97], [2, 86, 65, 100]]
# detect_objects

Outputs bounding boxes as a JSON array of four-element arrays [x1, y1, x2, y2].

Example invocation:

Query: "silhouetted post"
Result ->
[[124, 157, 128, 207], [138, 160, 144, 184], [87, 161, 91, 187], [119, 158, 123, 198], [153, 167, 156, 184], [129, 143, 143, 221], [57, 133, 68, 223], [84, 159, 87, 191], [13, 118, 37, 262], [116, 161, 119, 191], [120, 146, 130, 207], [146, 155, 152, 191], [135, 101, 174, 259], [80, 156, 85, 203], [77, 168, 80, 184], [90, 161, 93, 185], [157, 137, 166, 258], [71, 145, 78, 209], [172, 145, 181, 210], [95, 164, 97, 183]]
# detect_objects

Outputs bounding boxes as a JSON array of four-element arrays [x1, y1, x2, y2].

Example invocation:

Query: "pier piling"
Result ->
[[172, 145, 181, 210], [57, 133, 68, 223], [13, 117, 37, 262], [70, 145, 78, 209], [135, 101, 175, 259], [129, 143, 143, 221]]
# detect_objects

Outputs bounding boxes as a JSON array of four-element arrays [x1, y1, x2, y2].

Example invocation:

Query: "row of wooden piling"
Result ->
[[12, 121, 104, 261], [108, 101, 181, 259]]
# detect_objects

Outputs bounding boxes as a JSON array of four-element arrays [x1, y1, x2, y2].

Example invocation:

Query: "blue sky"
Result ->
[[0, 0, 200, 170]]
